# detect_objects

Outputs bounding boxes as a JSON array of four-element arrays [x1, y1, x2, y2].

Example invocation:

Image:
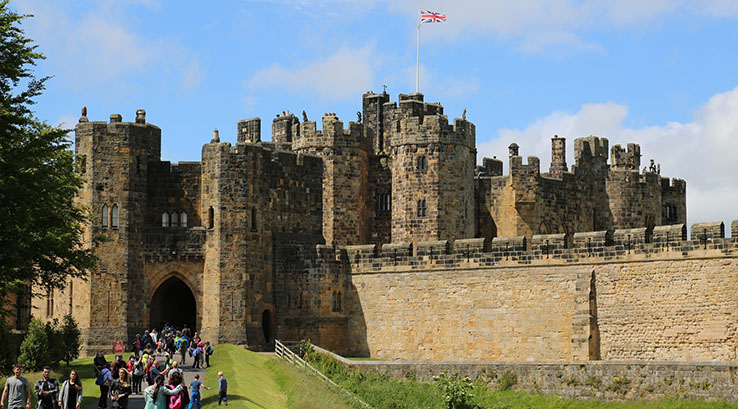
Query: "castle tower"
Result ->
[[292, 114, 371, 246], [272, 112, 298, 149], [72, 109, 161, 353], [607, 143, 660, 229], [361, 90, 390, 153], [237, 118, 261, 144], [549, 135, 567, 178], [389, 94, 476, 243]]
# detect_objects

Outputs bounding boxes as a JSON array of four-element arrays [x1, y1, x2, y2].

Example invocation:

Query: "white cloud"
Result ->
[[246, 45, 375, 100], [478, 86, 738, 227], [16, 1, 202, 90]]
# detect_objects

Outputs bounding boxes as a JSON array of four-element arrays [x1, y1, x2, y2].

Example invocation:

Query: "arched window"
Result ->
[[171, 211, 179, 227], [208, 207, 214, 229], [417, 156, 427, 171], [181, 212, 188, 228], [332, 291, 337, 312], [251, 207, 257, 231], [101, 205, 108, 228], [111, 204, 119, 228], [337, 291, 342, 312], [417, 199, 427, 218], [161, 212, 169, 228]]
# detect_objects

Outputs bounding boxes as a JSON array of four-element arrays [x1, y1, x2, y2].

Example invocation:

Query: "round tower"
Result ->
[[389, 94, 476, 243]]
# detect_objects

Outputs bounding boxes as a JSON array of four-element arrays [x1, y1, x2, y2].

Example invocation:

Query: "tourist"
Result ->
[[166, 372, 188, 409], [187, 374, 209, 409], [167, 362, 183, 382], [131, 356, 144, 395], [178, 336, 188, 365], [95, 363, 113, 409], [217, 372, 227, 407], [143, 375, 183, 409], [150, 329, 159, 352], [131, 335, 142, 358], [34, 367, 58, 409], [204, 342, 213, 368], [93, 352, 108, 378], [109, 369, 131, 409], [190, 344, 201, 369], [1, 364, 31, 409], [57, 370, 82, 409]]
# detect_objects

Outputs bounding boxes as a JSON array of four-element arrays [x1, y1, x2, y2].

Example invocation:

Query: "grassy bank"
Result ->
[[201, 344, 361, 409], [305, 349, 738, 409]]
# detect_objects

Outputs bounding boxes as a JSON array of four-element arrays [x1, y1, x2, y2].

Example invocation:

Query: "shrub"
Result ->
[[299, 338, 314, 359], [60, 314, 80, 365], [44, 318, 63, 366], [18, 318, 50, 371], [496, 371, 518, 391], [433, 373, 480, 409]]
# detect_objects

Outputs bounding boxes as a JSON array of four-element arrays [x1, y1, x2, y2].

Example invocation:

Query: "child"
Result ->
[[187, 374, 209, 409], [217, 372, 227, 406]]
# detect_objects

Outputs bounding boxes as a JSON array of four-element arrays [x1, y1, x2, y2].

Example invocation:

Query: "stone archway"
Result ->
[[150, 277, 197, 331]]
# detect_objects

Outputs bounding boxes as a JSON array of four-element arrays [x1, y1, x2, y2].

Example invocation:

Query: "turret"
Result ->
[[549, 135, 567, 178], [237, 118, 261, 144], [389, 98, 475, 244]]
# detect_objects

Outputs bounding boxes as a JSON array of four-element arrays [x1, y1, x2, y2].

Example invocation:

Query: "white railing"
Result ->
[[274, 339, 373, 408]]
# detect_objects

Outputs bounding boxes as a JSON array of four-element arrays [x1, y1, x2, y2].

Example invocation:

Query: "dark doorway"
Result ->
[[262, 310, 272, 344], [150, 277, 196, 331]]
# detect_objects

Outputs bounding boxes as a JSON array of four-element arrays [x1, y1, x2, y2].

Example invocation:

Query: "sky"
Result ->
[[12, 0, 738, 229]]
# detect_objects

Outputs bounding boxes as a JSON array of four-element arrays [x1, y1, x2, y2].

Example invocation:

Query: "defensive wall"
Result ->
[[341, 221, 738, 364]]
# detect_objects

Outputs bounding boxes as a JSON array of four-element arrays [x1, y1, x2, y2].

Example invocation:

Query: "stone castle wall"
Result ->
[[344, 229, 738, 362]]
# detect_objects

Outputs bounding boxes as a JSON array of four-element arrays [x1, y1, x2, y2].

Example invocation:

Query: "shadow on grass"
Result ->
[[202, 393, 266, 408]]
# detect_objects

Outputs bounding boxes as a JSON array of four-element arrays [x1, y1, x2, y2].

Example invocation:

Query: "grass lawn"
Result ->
[[201, 344, 362, 409]]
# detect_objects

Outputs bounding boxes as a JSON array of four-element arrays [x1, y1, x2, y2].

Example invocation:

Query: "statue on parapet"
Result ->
[[462, 108, 466, 121], [302, 110, 308, 122], [356, 111, 362, 123]]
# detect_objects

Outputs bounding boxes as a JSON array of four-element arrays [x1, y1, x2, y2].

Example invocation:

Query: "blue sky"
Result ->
[[13, 0, 738, 228]]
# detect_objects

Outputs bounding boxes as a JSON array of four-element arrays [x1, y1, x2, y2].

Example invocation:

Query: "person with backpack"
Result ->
[[165, 372, 188, 409], [177, 337, 188, 365], [204, 342, 213, 368], [131, 356, 144, 395], [95, 363, 113, 409], [143, 375, 182, 409]]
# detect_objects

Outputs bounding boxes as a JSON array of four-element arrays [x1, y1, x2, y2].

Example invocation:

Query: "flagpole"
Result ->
[[416, 10, 420, 93]]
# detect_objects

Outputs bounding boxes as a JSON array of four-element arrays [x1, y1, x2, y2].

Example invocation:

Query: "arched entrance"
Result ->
[[150, 277, 197, 331]]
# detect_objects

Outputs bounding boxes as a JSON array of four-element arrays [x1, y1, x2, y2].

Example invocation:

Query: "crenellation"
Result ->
[[691, 221, 725, 241], [417, 240, 450, 256], [613, 227, 651, 246]]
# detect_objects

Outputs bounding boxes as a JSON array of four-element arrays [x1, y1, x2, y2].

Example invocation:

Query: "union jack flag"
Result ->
[[420, 9, 446, 24]]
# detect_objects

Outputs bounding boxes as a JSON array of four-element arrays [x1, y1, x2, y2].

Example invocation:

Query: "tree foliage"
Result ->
[[0, 0, 97, 304], [18, 318, 49, 371], [60, 314, 80, 365]]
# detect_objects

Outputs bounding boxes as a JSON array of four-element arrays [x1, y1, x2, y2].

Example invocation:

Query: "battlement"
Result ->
[[202, 137, 322, 170], [341, 220, 738, 271], [390, 114, 475, 149], [574, 136, 609, 164], [291, 113, 369, 151], [510, 155, 541, 177], [611, 143, 641, 170], [662, 177, 687, 192]]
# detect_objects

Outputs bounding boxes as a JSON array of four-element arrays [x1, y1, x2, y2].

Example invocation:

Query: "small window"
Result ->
[[332, 291, 337, 312], [251, 207, 257, 231], [171, 211, 179, 227], [417, 199, 427, 218], [161, 212, 169, 228], [417, 156, 427, 171], [337, 291, 342, 312], [101, 205, 108, 228], [208, 207, 214, 229], [181, 212, 188, 227], [111, 204, 119, 228]]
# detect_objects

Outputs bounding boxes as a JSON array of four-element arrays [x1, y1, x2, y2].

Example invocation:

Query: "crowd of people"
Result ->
[[1, 324, 227, 409]]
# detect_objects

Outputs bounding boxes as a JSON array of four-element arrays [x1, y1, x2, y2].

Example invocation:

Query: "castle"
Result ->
[[30, 91, 738, 364]]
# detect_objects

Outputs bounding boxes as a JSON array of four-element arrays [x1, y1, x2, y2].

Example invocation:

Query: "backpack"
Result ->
[[95, 372, 105, 386], [168, 386, 182, 409]]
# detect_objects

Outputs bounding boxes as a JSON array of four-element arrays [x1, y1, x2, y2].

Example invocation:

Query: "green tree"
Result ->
[[60, 314, 80, 365], [0, 1, 97, 306], [0, 319, 16, 373], [18, 318, 49, 371], [44, 318, 62, 367]]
